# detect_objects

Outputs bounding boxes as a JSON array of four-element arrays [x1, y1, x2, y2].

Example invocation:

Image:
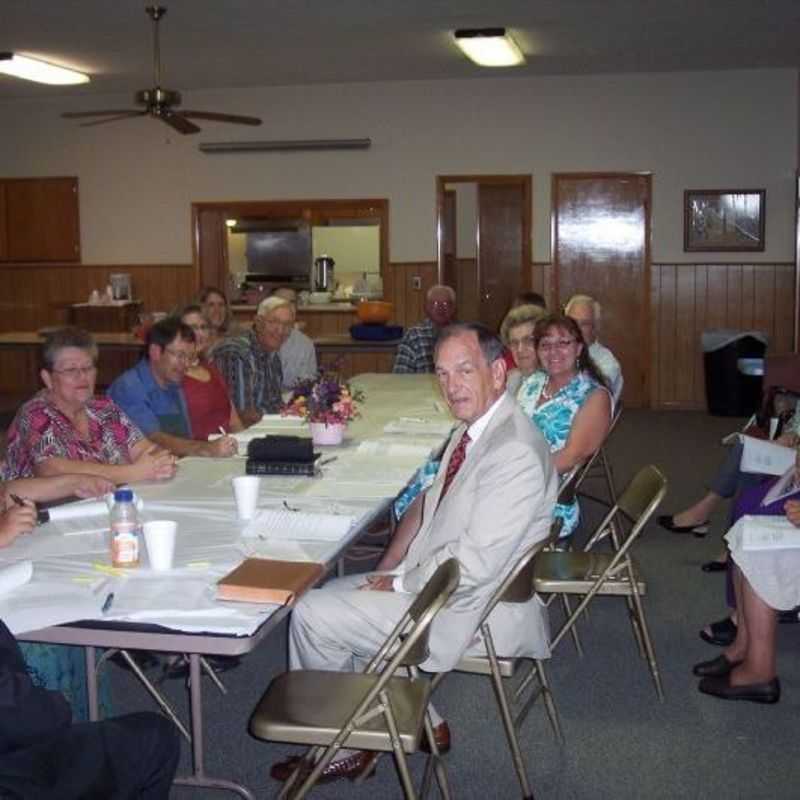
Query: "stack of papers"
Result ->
[[729, 515, 800, 551]]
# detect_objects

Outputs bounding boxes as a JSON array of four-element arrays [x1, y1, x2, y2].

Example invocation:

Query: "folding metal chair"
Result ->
[[249, 559, 460, 800], [432, 520, 563, 800], [533, 465, 668, 700], [573, 403, 624, 511]]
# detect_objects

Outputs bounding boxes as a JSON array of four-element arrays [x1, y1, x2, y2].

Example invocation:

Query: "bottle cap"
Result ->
[[114, 488, 134, 502]]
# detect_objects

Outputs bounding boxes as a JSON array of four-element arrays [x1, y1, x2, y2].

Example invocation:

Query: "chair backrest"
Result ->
[[616, 464, 668, 523], [369, 558, 460, 673], [501, 517, 563, 604]]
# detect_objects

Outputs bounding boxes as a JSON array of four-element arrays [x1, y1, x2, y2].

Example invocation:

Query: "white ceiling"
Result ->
[[1, 0, 799, 101]]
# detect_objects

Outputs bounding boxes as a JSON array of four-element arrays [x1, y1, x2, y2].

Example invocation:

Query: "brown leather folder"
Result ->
[[216, 558, 325, 605]]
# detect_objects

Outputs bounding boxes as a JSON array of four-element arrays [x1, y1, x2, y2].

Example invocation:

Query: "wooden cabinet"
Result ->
[[0, 177, 81, 262]]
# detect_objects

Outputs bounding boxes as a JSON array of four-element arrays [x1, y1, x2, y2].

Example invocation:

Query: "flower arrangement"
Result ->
[[283, 372, 364, 427]]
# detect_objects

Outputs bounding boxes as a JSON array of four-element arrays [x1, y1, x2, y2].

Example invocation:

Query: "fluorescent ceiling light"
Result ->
[[0, 52, 89, 85], [454, 28, 525, 67]]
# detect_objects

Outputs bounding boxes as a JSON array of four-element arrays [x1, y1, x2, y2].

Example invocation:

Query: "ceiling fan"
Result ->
[[61, 5, 262, 135]]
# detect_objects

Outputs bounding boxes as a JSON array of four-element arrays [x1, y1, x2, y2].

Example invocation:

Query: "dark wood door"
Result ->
[[478, 182, 526, 332], [553, 173, 651, 407]]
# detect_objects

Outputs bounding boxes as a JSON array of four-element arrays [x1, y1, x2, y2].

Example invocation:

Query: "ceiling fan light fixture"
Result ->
[[0, 52, 90, 85], [453, 28, 524, 67]]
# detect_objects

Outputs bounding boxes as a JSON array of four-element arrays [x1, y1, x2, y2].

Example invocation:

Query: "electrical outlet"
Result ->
[[412, 276, 422, 290]]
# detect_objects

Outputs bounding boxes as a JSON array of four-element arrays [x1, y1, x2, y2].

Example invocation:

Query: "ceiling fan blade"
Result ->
[[180, 110, 262, 126], [160, 111, 201, 135], [79, 111, 149, 127], [62, 110, 141, 119]]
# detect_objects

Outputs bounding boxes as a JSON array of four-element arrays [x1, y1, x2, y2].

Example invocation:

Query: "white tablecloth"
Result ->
[[0, 374, 453, 636]]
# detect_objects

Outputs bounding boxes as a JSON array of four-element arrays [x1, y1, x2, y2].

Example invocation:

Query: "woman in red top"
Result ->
[[180, 306, 244, 440]]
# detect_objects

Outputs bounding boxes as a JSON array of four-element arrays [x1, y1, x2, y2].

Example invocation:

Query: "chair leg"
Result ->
[[533, 660, 564, 745], [484, 630, 536, 800], [419, 713, 451, 800], [560, 595, 584, 656], [624, 595, 647, 659], [600, 448, 618, 506], [629, 590, 665, 702], [381, 689, 418, 800]]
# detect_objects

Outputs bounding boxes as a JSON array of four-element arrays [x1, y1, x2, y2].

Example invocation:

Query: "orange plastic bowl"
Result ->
[[356, 300, 393, 325]]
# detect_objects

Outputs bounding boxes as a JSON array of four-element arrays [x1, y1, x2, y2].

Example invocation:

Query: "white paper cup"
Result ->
[[232, 475, 261, 520], [143, 520, 177, 571]]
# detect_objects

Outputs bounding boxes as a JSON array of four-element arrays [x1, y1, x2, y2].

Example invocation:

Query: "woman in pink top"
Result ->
[[180, 306, 244, 440]]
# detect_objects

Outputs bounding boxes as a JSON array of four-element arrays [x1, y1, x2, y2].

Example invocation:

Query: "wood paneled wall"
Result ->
[[651, 262, 795, 409], [384, 261, 439, 327], [531, 260, 796, 409], [0, 263, 196, 332]]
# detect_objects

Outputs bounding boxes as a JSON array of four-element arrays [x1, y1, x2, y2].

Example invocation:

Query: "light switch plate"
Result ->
[[412, 276, 422, 290]]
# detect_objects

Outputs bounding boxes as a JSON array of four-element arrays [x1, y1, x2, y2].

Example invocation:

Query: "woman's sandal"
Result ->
[[699, 616, 737, 647]]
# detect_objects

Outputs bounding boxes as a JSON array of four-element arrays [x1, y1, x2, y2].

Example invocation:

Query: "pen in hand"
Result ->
[[9, 493, 49, 525]]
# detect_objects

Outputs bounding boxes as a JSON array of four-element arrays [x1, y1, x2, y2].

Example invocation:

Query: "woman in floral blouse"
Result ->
[[3, 327, 175, 484], [516, 314, 612, 538]]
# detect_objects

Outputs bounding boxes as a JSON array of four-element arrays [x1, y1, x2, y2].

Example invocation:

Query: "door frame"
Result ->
[[435, 174, 532, 291], [551, 171, 652, 406]]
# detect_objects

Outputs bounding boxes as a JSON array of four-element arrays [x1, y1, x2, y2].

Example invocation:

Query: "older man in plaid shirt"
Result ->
[[392, 285, 457, 373]]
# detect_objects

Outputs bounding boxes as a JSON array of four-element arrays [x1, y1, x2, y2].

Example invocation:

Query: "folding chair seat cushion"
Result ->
[[250, 669, 430, 754], [533, 551, 647, 596]]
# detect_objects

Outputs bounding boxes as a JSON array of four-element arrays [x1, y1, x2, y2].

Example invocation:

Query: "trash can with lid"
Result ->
[[702, 330, 768, 417]]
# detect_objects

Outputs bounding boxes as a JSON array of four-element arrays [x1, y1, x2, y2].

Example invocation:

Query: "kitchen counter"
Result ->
[[231, 302, 357, 313]]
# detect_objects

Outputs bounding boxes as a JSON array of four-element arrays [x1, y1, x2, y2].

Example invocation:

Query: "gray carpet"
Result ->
[[106, 409, 800, 799]]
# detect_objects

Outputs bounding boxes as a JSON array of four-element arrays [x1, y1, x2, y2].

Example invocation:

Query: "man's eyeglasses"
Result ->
[[538, 338, 577, 352], [52, 365, 97, 380], [430, 300, 454, 309], [164, 348, 193, 363]]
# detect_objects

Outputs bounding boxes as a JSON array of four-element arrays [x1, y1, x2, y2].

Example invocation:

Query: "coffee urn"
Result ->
[[313, 255, 335, 292]]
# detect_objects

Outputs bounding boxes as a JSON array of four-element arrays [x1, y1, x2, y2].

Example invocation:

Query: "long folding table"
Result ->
[[6, 374, 452, 798]]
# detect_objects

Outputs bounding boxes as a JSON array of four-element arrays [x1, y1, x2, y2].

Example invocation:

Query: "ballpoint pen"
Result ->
[[101, 592, 115, 614]]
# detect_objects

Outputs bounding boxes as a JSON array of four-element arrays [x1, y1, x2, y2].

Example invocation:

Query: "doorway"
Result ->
[[552, 173, 652, 407], [436, 175, 531, 332]]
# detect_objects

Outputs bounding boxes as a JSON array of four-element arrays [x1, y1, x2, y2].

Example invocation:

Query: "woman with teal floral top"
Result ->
[[517, 314, 612, 538]]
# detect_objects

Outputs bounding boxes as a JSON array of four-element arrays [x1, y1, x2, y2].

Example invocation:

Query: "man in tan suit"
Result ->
[[271, 322, 557, 783]]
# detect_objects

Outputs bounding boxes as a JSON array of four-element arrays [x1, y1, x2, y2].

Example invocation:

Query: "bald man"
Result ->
[[392, 285, 457, 373]]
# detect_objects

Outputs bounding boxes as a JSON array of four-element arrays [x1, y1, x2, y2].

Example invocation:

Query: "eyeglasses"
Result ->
[[164, 347, 193, 363], [509, 335, 536, 351], [430, 300, 454, 308], [52, 365, 97, 380], [264, 319, 293, 331], [538, 338, 577, 352]]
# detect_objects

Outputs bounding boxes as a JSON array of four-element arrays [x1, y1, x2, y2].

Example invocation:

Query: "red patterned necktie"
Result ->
[[438, 430, 471, 505]]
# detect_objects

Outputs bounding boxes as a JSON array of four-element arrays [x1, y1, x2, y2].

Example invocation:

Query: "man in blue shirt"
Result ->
[[109, 317, 237, 458]]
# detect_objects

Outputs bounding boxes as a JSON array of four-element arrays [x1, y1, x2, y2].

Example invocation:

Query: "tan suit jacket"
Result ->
[[400, 392, 557, 671]]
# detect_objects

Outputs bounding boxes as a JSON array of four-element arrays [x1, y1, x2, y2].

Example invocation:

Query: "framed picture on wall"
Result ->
[[684, 189, 765, 252]]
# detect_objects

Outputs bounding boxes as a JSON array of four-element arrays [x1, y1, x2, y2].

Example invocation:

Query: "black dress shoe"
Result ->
[[701, 560, 727, 573], [657, 515, 709, 537], [692, 654, 743, 677], [698, 674, 780, 704], [699, 617, 737, 647], [270, 751, 377, 783]]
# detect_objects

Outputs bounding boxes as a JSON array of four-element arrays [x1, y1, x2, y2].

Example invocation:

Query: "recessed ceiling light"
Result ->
[[0, 52, 90, 85], [453, 28, 525, 68]]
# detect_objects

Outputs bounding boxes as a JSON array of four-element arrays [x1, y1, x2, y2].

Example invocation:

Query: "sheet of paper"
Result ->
[[0, 582, 103, 635], [243, 508, 357, 542], [0, 560, 32, 595], [740, 436, 795, 476], [761, 466, 799, 507], [383, 419, 454, 436], [728, 514, 800, 551]]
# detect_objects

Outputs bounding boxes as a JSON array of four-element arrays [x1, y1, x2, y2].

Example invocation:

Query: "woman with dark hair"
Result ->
[[180, 305, 244, 439], [517, 314, 612, 537]]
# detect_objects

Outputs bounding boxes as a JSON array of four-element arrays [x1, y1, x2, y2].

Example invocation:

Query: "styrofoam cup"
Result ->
[[143, 520, 177, 571], [232, 475, 261, 520]]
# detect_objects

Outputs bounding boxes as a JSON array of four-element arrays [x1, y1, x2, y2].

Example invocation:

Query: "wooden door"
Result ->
[[553, 173, 651, 407], [478, 183, 527, 332]]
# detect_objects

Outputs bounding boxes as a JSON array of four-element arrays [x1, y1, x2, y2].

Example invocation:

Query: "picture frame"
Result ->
[[684, 189, 765, 252]]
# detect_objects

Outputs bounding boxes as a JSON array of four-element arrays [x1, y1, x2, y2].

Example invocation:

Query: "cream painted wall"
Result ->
[[311, 226, 380, 273], [0, 69, 795, 264]]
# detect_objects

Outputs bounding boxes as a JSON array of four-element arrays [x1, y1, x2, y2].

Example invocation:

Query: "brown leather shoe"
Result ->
[[420, 721, 451, 754], [270, 751, 377, 784]]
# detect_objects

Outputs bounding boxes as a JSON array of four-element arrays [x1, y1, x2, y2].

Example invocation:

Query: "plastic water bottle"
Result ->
[[110, 489, 140, 568]]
